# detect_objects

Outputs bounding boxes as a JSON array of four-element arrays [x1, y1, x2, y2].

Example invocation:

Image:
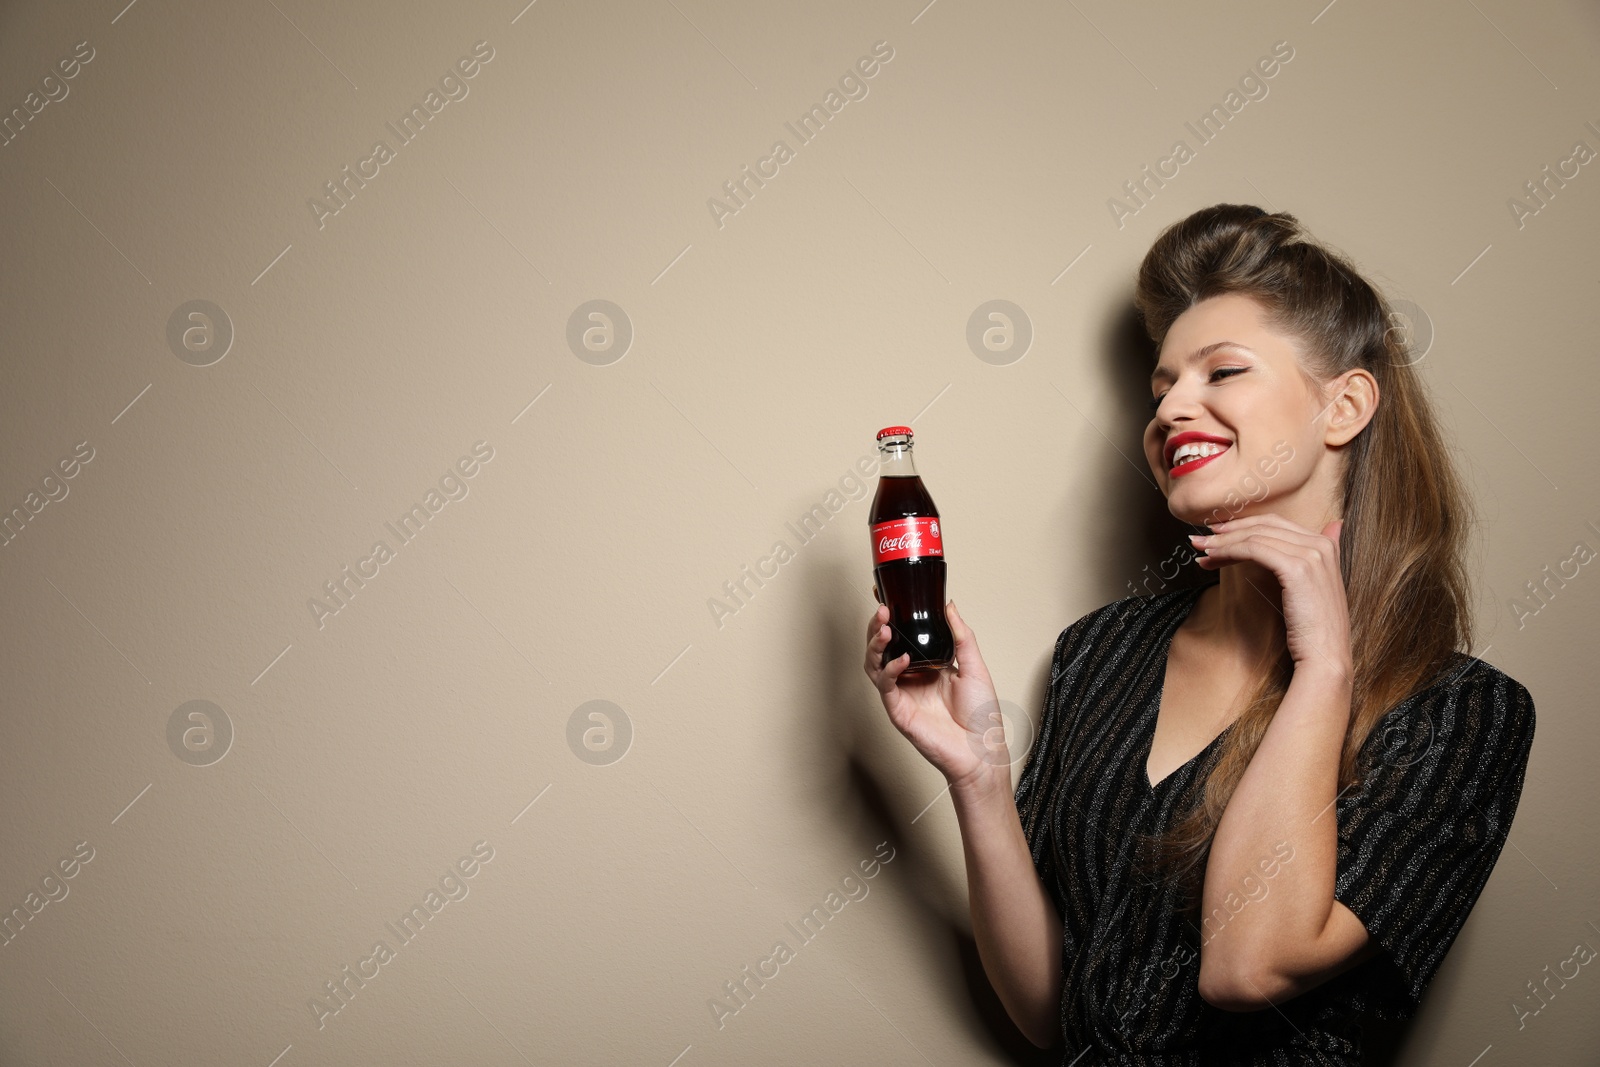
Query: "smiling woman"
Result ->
[[1032, 205, 1534, 1057], [864, 203, 1536, 1066]]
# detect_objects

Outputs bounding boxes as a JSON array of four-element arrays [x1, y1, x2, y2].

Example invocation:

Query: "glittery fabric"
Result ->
[[1013, 581, 1536, 1065]]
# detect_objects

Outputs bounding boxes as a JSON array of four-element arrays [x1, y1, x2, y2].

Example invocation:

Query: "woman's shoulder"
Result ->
[[1413, 652, 1534, 717], [1372, 651, 1536, 759], [1345, 652, 1538, 831]]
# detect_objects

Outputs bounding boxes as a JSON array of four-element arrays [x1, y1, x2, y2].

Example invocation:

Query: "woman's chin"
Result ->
[[1167, 499, 1221, 527]]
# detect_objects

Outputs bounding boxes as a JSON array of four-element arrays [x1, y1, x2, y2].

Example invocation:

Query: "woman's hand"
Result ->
[[1189, 514, 1352, 679], [863, 601, 1011, 795]]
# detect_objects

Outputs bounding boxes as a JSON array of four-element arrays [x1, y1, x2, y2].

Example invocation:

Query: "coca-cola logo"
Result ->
[[871, 517, 943, 564], [878, 531, 923, 554]]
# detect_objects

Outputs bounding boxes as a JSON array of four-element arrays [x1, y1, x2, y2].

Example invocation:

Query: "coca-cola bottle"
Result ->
[[869, 426, 954, 674]]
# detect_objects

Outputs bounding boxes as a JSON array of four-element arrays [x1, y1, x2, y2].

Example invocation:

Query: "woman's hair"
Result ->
[[1129, 203, 1476, 913]]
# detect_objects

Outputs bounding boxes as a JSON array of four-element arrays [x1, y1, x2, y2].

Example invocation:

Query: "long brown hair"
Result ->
[[1130, 203, 1476, 912]]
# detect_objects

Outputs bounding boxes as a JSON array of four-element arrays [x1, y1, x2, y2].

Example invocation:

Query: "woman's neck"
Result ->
[[1188, 563, 1288, 665]]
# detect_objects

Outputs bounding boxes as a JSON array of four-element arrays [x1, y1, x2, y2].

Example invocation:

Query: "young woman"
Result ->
[[862, 204, 1536, 1063]]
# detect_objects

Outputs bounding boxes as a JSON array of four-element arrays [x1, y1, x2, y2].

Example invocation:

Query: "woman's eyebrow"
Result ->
[[1151, 340, 1256, 385]]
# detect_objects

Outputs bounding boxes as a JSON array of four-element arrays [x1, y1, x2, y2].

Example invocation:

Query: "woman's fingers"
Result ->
[[1200, 525, 1320, 552], [864, 634, 888, 683], [1193, 517, 1331, 556], [1206, 513, 1341, 555], [864, 608, 911, 693], [947, 601, 988, 680], [873, 651, 911, 696], [1193, 533, 1343, 587], [864, 608, 889, 661], [1208, 512, 1318, 537], [873, 641, 904, 686], [1193, 531, 1306, 570], [865, 603, 888, 643]]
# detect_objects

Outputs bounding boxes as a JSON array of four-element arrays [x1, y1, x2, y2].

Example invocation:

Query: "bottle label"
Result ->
[[871, 517, 944, 565]]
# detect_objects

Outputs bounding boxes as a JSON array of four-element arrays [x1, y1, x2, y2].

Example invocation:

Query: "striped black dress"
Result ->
[[1013, 581, 1536, 1064]]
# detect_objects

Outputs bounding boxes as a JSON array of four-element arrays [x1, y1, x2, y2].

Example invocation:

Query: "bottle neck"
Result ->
[[878, 441, 918, 476]]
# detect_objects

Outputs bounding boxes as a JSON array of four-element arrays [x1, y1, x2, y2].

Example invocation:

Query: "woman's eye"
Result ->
[[1149, 368, 1245, 411]]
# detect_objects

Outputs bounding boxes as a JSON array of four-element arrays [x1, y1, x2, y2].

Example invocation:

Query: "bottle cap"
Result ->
[[876, 425, 913, 440]]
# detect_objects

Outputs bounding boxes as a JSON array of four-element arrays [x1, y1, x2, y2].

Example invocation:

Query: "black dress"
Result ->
[[1013, 581, 1536, 1065]]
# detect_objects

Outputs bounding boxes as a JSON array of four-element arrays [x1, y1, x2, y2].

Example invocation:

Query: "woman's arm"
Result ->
[[1195, 662, 1377, 1010], [951, 767, 1065, 1048], [863, 602, 1065, 1048], [1186, 514, 1375, 1009]]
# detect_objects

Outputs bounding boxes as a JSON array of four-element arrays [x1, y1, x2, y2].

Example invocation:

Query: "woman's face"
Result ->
[[1141, 292, 1342, 528]]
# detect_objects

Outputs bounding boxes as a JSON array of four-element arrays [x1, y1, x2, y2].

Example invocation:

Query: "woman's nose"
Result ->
[[1156, 382, 1206, 421]]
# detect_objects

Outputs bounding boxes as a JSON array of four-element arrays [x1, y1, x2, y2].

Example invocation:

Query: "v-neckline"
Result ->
[[1143, 582, 1235, 791]]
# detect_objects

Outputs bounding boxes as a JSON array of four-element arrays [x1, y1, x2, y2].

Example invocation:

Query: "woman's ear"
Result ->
[[1324, 369, 1379, 446]]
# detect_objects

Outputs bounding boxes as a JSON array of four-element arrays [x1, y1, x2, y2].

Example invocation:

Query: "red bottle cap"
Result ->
[[876, 425, 913, 440]]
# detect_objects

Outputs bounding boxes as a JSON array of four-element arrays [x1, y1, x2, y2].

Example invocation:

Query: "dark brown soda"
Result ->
[[871, 474, 954, 673]]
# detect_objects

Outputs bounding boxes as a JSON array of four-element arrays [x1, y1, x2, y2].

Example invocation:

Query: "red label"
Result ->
[[871, 517, 944, 565]]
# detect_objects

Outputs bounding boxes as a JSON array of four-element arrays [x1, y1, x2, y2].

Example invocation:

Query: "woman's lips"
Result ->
[[1170, 446, 1229, 477]]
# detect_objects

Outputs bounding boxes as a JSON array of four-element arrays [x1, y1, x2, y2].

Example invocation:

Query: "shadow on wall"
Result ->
[[810, 296, 1419, 1063], [800, 553, 1052, 1059]]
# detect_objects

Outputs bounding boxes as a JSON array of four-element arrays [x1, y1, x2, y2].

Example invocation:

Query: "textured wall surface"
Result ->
[[0, 0, 1596, 1064]]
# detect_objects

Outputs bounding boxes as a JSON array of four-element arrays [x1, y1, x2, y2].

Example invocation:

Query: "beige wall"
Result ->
[[1, 0, 1596, 1063]]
